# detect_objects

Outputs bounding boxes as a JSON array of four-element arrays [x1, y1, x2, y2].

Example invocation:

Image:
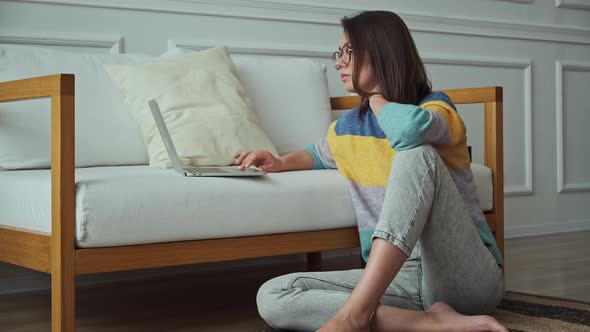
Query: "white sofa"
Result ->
[[0, 44, 503, 332]]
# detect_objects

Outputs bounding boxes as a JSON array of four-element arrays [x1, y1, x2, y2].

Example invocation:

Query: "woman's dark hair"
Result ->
[[341, 11, 432, 120]]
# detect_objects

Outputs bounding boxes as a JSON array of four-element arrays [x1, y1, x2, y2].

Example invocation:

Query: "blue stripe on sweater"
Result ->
[[334, 108, 387, 139], [420, 91, 457, 111]]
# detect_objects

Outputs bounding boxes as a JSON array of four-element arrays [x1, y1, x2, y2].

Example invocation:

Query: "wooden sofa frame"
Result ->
[[0, 73, 503, 332]]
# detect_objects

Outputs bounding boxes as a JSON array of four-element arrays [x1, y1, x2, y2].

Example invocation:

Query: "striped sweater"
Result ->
[[304, 91, 503, 266]]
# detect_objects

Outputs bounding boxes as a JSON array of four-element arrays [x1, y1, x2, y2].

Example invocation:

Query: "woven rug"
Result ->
[[492, 291, 590, 331], [260, 291, 590, 332]]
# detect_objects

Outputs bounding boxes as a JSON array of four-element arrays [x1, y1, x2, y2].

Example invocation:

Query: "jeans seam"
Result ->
[[418, 261, 425, 310], [286, 274, 417, 299], [383, 291, 421, 299], [286, 275, 355, 292], [306, 288, 418, 299], [399, 161, 436, 242], [372, 230, 412, 257]]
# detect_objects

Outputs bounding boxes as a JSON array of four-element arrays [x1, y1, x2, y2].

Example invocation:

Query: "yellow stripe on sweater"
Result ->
[[438, 144, 471, 169], [420, 100, 466, 146], [328, 127, 397, 186], [421, 100, 470, 169]]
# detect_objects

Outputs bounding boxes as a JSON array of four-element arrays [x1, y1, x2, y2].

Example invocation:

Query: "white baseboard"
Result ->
[[505, 219, 590, 238]]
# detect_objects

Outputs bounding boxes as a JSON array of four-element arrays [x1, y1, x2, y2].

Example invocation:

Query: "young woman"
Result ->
[[234, 11, 506, 332]]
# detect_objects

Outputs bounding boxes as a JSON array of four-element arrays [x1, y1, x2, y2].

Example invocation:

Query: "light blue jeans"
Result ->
[[256, 145, 504, 331]]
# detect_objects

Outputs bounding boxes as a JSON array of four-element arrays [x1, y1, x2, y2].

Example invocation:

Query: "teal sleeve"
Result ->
[[376, 102, 432, 151], [475, 221, 504, 267], [303, 144, 329, 170]]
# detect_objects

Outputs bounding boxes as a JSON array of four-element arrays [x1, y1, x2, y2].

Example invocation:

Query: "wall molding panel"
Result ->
[[168, 39, 331, 58], [0, 31, 123, 53], [414, 55, 534, 196], [555, 60, 590, 193], [12, 0, 590, 45], [495, 0, 533, 3], [556, 0, 590, 11]]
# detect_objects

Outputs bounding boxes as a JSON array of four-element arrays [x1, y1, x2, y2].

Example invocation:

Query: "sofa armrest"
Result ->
[[0, 74, 76, 298], [0, 73, 74, 102]]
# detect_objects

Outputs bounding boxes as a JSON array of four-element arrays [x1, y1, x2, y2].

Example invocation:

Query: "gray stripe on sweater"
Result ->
[[447, 167, 486, 224], [348, 164, 486, 232], [348, 181, 387, 231], [422, 109, 451, 145], [316, 137, 337, 169]]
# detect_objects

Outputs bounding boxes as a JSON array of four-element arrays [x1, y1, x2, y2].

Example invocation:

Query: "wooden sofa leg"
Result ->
[[306, 252, 322, 271], [51, 257, 76, 331], [51, 244, 76, 332]]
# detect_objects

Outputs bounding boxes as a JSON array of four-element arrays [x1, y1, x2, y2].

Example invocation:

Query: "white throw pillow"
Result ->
[[104, 47, 278, 168], [161, 48, 333, 155]]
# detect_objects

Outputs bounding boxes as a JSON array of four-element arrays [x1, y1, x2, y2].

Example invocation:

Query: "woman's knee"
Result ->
[[393, 144, 439, 166], [388, 145, 441, 181], [256, 273, 305, 328]]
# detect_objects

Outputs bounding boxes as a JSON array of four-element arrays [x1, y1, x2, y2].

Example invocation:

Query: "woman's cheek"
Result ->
[[344, 80, 356, 93]]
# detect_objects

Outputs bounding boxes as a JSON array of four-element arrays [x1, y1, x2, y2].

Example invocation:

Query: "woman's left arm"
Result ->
[[370, 94, 465, 151]]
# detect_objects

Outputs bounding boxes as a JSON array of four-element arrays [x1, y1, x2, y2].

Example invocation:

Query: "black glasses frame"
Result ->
[[332, 46, 353, 69]]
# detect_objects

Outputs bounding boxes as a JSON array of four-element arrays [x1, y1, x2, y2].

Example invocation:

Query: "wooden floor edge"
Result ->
[[76, 227, 361, 275]]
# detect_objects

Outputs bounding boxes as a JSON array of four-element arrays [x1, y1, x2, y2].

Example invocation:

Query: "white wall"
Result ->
[[0, 0, 589, 293]]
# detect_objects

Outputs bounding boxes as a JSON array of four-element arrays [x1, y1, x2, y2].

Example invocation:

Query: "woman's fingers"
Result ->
[[242, 153, 261, 168], [235, 151, 252, 165], [237, 152, 255, 170], [235, 150, 272, 170]]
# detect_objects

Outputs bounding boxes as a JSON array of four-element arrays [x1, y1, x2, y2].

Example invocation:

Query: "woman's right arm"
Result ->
[[235, 122, 338, 172], [277, 150, 315, 171], [234, 149, 314, 172]]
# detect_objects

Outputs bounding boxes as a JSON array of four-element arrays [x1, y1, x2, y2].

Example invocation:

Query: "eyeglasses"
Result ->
[[332, 45, 353, 69]]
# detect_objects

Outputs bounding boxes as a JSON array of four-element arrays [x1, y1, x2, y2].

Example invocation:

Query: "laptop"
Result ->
[[148, 99, 267, 177]]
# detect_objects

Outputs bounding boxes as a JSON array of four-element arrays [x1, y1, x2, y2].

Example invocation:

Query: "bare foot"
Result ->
[[316, 312, 370, 332], [427, 301, 508, 332]]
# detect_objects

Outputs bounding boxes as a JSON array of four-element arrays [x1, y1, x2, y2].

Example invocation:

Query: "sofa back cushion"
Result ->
[[232, 55, 333, 155], [0, 44, 152, 169], [0, 45, 333, 169]]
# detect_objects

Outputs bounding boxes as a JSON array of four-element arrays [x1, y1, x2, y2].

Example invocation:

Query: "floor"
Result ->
[[503, 230, 590, 302], [0, 230, 588, 331]]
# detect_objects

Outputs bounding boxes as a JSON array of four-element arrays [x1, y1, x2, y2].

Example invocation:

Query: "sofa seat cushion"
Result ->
[[0, 164, 493, 248], [471, 163, 493, 212], [0, 166, 355, 247]]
